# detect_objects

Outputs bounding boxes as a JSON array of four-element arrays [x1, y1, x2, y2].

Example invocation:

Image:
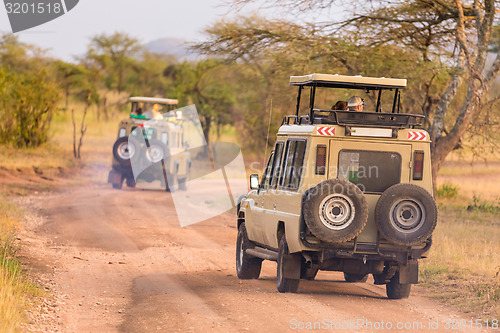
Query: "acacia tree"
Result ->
[[195, 16, 451, 156], [167, 60, 235, 147], [201, 0, 500, 182], [86, 32, 140, 93]]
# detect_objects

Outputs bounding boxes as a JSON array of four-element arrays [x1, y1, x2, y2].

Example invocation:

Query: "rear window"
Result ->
[[338, 150, 401, 194]]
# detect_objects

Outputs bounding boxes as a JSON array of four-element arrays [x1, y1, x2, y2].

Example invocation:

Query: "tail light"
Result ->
[[413, 151, 424, 180], [316, 145, 326, 175]]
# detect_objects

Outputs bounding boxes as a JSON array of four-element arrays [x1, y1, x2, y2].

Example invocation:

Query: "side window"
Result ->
[[280, 139, 307, 190], [270, 142, 284, 189], [260, 151, 275, 189]]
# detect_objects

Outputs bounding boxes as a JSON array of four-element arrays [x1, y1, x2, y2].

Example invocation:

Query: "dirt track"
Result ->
[[19, 184, 489, 333]]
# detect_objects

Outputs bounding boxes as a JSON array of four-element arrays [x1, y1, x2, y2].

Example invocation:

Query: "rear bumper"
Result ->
[[300, 231, 432, 265]]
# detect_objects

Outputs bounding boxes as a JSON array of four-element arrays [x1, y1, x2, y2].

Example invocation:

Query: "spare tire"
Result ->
[[112, 136, 140, 166], [375, 183, 437, 246], [143, 139, 169, 164], [302, 179, 368, 243]]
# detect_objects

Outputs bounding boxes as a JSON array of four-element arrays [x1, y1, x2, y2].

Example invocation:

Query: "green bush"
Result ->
[[435, 182, 459, 198], [0, 68, 60, 147], [467, 195, 500, 213]]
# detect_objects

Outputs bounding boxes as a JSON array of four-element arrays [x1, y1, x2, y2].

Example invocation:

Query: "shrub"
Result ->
[[435, 182, 459, 198], [467, 195, 500, 213], [0, 68, 60, 147]]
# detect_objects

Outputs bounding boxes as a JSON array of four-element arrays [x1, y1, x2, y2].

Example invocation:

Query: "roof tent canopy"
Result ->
[[129, 97, 179, 105], [289, 73, 407, 90]]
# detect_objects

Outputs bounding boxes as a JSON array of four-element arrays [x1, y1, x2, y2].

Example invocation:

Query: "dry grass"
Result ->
[[0, 93, 125, 331], [0, 196, 34, 332], [419, 158, 500, 319]]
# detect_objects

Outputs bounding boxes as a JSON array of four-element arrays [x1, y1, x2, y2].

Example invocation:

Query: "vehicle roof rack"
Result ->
[[289, 73, 407, 90], [316, 110, 424, 128], [129, 97, 179, 105]]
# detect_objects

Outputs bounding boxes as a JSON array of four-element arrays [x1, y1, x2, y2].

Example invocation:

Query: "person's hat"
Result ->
[[347, 96, 367, 107]]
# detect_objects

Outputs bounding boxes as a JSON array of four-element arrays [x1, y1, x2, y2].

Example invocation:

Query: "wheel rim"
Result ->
[[319, 194, 355, 230], [389, 198, 426, 233], [117, 142, 135, 160], [146, 145, 164, 163]]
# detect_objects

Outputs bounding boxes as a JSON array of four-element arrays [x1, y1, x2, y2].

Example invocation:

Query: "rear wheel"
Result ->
[[112, 176, 123, 189], [277, 235, 300, 293], [344, 272, 368, 283], [236, 223, 262, 279], [178, 176, 187, 191], [126, 177, 136, 188], [386, 272, 411, 299]]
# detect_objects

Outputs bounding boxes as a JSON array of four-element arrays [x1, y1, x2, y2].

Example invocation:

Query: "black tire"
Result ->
[[126, 177, 136, 188], [344, 272, 368, 283], [277, 235, 300, 293], [178, 176, 187, 191], [143, 139, 169, 164], [165, 172, 176, 192], [302, 179, 368, 243], [112, 136, 140, 166], [375, 183, 437, 246], [112, 179, 123, 189], [236, 223, 262, 279], [386, 272, 411, 299]]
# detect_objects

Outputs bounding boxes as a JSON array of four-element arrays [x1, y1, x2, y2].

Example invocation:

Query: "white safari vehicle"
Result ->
[[236, 74, 437, 299], [108, 97, 190, 191]]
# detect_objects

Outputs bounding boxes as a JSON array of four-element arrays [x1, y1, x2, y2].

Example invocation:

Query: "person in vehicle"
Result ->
[[347, 96, 366, 112], [331, 100, 348, 110], [151, 104, 163, 120]]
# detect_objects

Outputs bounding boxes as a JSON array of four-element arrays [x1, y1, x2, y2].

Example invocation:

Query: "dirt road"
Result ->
[[19, 184, 488, 333]]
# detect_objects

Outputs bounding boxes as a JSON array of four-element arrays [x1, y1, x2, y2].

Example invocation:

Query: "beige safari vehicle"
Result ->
[[236, 74, 437, 299], [108, 97, 190, 191]]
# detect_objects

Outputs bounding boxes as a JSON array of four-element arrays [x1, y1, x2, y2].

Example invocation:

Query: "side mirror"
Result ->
[[249, 174, 260, 190]]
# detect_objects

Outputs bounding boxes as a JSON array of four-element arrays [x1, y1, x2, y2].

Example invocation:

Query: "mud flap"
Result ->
[[399, 261, 418, 284], [282, 254, 301, 279]]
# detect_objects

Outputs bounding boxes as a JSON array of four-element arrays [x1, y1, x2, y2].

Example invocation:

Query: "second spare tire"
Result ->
[[375, 183, 437, 246], [302, 179, 368, 243]]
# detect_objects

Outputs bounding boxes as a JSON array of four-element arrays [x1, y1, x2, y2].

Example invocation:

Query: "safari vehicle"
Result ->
[[108, 97, 190, 191], [236, 74, 437, 299]]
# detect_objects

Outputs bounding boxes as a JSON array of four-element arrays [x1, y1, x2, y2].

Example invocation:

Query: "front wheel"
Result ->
[[386, 272, 411, 299], [236, 223, 262, 279], [277, 235, 300, 293]]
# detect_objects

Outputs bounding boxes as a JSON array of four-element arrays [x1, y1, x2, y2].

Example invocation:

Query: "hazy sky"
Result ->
[[0, 0, 266, 61]]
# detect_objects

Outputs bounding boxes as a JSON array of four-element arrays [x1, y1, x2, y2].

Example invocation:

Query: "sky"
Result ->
[[0, 0, 276, 61]]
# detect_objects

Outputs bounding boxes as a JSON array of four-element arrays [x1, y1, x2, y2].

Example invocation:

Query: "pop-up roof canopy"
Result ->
[[129, 97, 179, 105], [289, 73, 407, 90]]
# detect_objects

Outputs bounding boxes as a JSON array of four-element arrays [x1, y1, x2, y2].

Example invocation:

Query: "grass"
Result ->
[[0, 94, 123, 331], [1, 93, 500, 324], [435, 182, 460, 198], [0, 195, 41, 332], [419, 161, 500, 319]]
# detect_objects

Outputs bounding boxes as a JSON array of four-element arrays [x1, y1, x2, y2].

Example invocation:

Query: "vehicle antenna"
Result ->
[[263, 99, 273, 169]]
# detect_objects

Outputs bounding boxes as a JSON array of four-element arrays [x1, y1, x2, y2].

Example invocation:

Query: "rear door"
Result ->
[[328, 140, 412, 243]]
